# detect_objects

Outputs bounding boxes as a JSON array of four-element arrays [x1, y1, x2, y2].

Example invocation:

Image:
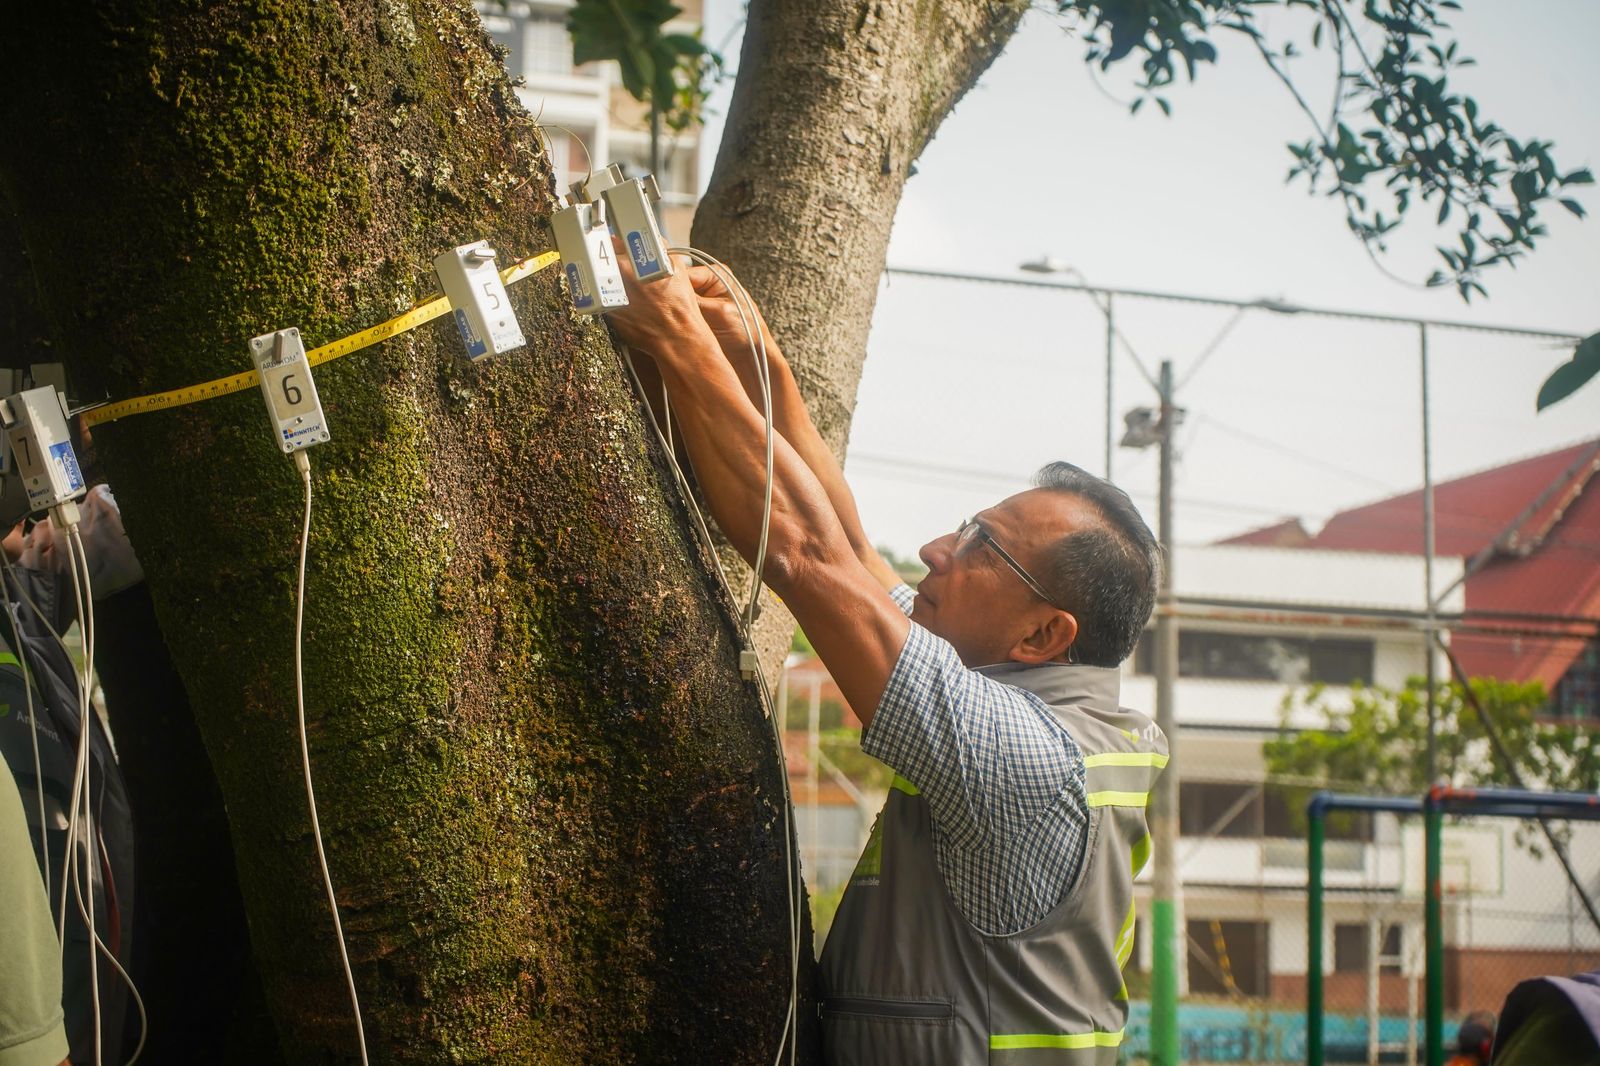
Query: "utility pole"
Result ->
[[1149, 359, 1182, 1066]]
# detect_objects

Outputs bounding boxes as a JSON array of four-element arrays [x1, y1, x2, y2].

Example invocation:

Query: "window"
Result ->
[[1261, 784, 1371, 842], [525, 11, 572, 75], [1551, 640, 1600, 720], [1187, 919, 1269, 998], [1134, 630, 1375, 686], [1334, 922, 1403, 973], [1180, 782, 1260, 839], [1181, 782, 1373, 842]]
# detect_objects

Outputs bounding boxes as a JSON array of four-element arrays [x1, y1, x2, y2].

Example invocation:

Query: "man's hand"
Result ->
[[687, 265, 776, 366], [604, 242, 716, 363]]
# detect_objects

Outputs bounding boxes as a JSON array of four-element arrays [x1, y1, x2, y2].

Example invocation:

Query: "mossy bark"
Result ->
[[0, 3, 808, 1062], [692, 0, 1031, 672]]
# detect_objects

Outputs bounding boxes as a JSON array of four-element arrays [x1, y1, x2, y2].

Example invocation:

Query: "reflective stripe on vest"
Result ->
[[1087, 790, 1149, 808], [1082, 751, 1169, 770], [991, 1029, 1126, 1050]]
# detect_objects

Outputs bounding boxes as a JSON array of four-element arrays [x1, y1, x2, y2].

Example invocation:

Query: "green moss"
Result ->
[[2, 2, 809, 1062]]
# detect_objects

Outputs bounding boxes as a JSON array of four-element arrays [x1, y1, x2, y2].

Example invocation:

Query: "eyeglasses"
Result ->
[[953, 518, 1064, 611]]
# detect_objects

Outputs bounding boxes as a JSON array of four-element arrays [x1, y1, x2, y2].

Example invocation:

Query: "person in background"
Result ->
[[1446, 1011, 1495, 1066]]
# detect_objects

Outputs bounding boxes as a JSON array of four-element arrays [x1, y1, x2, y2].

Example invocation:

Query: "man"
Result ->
[[1446, 1011, 1495, 1066], [609, 254, 1165, 1065]]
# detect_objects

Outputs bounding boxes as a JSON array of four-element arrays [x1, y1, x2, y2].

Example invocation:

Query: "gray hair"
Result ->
[[1031, 462, 1161, 667]]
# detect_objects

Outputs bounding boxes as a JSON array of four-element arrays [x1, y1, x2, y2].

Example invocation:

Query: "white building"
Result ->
[[477, 0, 704, 235], [1123, 542, 1600, 1034]]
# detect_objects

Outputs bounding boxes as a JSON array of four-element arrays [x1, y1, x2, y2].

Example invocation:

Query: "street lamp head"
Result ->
[[1020, 255, 1071, 275], [1119, 407, 1162, 450]]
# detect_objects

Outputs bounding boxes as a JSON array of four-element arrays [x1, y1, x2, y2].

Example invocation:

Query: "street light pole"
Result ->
[[1104, 293, 1115, 481], [1018, 257, 1117, 480], [1149, 358, 1182, 1066]]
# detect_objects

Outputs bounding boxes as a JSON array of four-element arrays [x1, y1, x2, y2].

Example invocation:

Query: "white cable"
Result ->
[[54, 520, 90, 940], [661, 380, 673, 456], [623, 344, 799, 1065], [67, 522, 148, 1066], [664, 247, 774, 621], [60, 520, 102, 1066], [666, 247, 776, 635], [64, 827, 147, 1066], [70, 526, 103, 1066], [616, 252, 797, 1065], [0, 555, 49, 902], [292, 450, 370, 1066]]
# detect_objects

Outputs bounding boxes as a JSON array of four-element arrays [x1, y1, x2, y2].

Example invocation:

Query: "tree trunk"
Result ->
[[692, 0, 1030, 670], [0, 3, 808, 1062]]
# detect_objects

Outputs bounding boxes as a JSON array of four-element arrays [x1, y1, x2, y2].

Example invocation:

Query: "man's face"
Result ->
[[909, 488, 1094, 666]]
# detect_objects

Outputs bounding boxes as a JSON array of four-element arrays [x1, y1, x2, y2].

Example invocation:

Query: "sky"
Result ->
[[699, 1, 1600, 557]]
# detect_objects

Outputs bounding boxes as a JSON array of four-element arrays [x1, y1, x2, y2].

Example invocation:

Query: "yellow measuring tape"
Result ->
[[84, 250, 562, 429]]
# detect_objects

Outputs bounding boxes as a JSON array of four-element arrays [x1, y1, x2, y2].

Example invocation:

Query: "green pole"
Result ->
[[1425, 792, 1444, 1066], [1307, 795, 1327, 1066], [1151, 897, 1180, 1066]]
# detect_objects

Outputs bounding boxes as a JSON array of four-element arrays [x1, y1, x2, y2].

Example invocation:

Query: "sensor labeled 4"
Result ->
[[586, 164, 674, 283], [552, 196, 627, 314]]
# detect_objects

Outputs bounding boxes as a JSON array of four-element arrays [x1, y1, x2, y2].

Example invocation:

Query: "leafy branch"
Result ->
[[1058, 0, 1593, 301], [1264, 677, 1600, 849], [567, 0, 725, 177]]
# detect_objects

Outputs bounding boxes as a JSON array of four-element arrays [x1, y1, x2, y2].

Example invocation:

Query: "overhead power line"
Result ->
[[882, 265, 1588, 342], [846, 451, 1302, 521]]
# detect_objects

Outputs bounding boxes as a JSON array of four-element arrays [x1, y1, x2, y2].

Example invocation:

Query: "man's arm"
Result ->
[[684, 267, 905, 595], [608, 261, 909, 721]]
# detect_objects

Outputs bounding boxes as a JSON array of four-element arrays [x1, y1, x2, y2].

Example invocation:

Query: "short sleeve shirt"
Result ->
[[860, 584, 1089, 935]]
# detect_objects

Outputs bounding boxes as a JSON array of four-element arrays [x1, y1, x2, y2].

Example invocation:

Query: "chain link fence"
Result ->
[[1114, 810, 1600, 1064]]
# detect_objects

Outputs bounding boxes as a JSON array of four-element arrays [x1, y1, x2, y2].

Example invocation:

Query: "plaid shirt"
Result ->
[[860, 584, 1089, 936]]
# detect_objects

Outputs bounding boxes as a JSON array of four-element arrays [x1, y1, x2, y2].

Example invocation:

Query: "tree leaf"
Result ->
[[1537, 332, 1600, 411]]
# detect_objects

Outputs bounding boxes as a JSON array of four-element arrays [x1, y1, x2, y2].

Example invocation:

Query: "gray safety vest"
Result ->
[[819, 660, 1166, 1065]]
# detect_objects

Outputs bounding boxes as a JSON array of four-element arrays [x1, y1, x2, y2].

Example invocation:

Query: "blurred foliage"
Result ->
[[809, 878, 849, 946], [1264, 676, 1600, 845], [878, 543, 927, 587], [568, 0, 723, 134], [818, 728, 894, 794], [1056, 0, 1592, 303], [784, 689, 848, 731]]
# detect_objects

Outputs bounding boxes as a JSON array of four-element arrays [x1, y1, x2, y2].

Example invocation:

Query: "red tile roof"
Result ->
[[1224, 439, 1600, 688]]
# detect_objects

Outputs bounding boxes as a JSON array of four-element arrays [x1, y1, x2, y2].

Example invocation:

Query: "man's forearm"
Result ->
[[645, 329, 852, 594], [731, 339, 902, 592]]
